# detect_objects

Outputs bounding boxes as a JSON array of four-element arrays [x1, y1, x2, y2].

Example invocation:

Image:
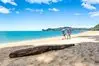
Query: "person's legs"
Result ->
[[66, 33, 69, 39], [69, 34, 71, 39], [63, 34, 66, 39], [67, 33, 71, 39]]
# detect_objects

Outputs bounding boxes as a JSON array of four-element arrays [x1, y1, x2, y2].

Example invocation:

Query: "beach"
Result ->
[[0, 31, 99, 66], [0, 31, 99, 48], [1, 0, 99, 65]]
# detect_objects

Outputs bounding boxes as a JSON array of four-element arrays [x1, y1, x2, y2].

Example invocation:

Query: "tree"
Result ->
[[92, 24, 99, 31]]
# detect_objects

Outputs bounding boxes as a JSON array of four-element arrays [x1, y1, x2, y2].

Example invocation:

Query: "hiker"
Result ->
[[66, 27, 72, 39], [61, 28, 66, 40]]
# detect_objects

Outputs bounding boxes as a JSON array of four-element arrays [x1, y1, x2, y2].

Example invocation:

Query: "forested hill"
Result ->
[[91, 24, 99, 31], [42, 27, 90, 31]]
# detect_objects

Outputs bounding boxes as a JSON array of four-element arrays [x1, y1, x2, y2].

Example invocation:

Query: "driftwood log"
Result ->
[[9, 44, 75, 58]]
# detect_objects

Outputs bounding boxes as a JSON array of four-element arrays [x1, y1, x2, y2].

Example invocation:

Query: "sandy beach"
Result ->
[[0, 31, 99, 48], [0, 31, 99, 66], [1, 0, 99, 65]]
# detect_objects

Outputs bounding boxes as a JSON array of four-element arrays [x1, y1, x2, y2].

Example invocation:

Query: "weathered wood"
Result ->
[[9, 44, 75, 58]]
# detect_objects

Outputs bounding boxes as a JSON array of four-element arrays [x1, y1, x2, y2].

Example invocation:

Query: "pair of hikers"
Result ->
[[61, 27, 72, 40]]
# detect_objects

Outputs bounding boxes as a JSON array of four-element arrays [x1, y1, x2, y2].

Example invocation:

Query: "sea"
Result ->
[[0, 30, 87, 43]]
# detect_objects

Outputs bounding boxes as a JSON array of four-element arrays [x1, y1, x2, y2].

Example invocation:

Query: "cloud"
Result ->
[[82, 3, 96, 10], [26, 8, 33, 11], [74, 13, 81, 16], [1, 0, 17, 6], [1, 0, 61, 5], [26, 8, 44, 14], [0, 6, 10, 14], [81, 0, 99, 10], [16, 11, 19, 14], [48, 8, 59, 12], [89, 11, 99, 17], [35, 9, 44, 14], [26, 0, 61, 4]]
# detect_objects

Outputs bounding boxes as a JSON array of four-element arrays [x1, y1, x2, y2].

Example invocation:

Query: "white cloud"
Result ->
[[0, 6, 10, 14], [16, 11, 19, 14], [82, 0, 99, 10], [1, 0, 17, 6], [26, 0, 61, 4], [48, 8, 59, 12], [26, 8, 44, 14], [26, 8, 33, 11], [89, 11, 99, 17], [82, 3, 96, 10], [35, 9, 44, 14], [0, 0, 61, 5], [74, 13, 81, 16]]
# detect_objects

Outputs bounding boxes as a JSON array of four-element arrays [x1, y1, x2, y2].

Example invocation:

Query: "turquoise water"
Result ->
[[0, 30, 85, 43]]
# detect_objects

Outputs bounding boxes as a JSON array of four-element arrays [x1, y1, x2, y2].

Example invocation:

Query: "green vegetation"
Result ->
[[91, 24, 99, 31], [42, 27, 90, 31], [42, 27, 67, 31]]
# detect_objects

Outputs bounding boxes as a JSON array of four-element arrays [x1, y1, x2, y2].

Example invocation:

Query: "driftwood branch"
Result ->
[[9, 44, 75, 58]]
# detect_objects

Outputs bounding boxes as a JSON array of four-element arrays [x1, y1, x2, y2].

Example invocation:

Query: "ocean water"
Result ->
[[0, 30, 86, 43]]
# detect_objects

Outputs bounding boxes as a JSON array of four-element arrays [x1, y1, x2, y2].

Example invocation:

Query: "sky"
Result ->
[[0, 0, 99, 31]]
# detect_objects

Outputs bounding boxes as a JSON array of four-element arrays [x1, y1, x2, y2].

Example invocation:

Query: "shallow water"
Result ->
[[0, 30, 86, 43]]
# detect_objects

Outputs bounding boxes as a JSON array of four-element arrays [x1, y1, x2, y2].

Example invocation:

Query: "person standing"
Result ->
[[66, 27, 72, 39], [61, 28, 66, 40]]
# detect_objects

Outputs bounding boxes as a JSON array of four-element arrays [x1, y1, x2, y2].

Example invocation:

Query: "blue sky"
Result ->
[[0, 0, 99, 31]]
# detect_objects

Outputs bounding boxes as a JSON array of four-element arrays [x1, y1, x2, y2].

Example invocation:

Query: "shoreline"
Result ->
[[0, 30, 82, 44], [0, 31, 99, 66], [0, 31, 99, 48]]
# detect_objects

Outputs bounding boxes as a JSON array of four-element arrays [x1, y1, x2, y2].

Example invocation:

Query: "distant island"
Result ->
[[42, 27, 90, 31], [91, 24, 99, 31]]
